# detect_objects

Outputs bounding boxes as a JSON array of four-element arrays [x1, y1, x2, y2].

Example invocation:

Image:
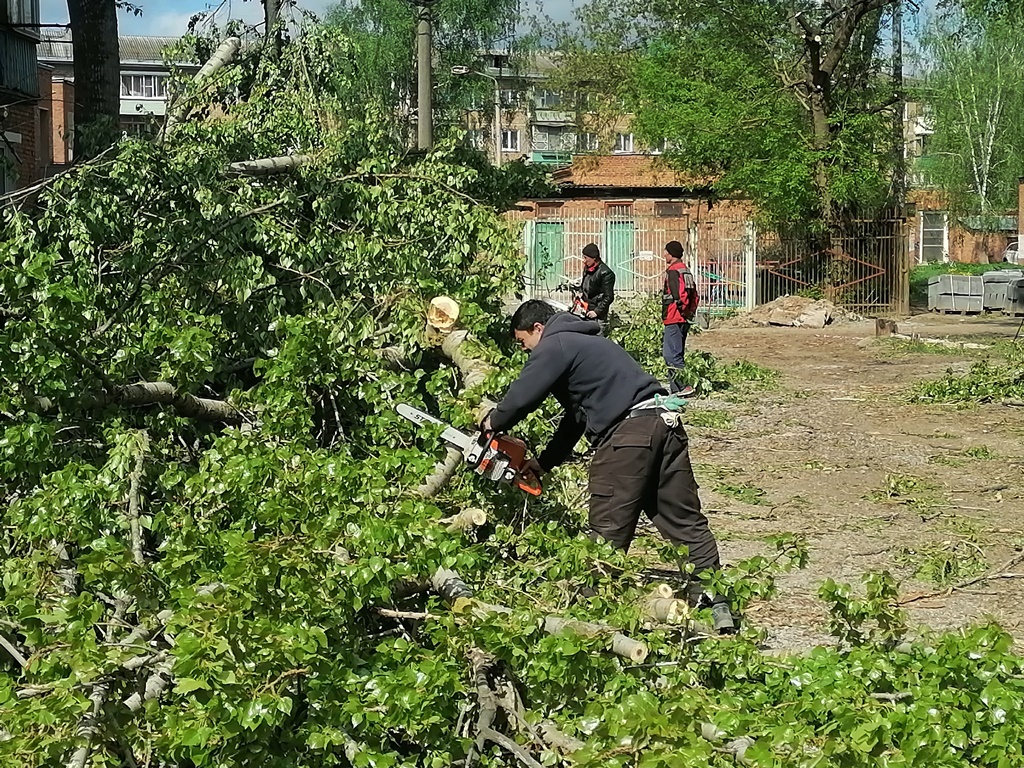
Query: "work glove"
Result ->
[[478, 409, 495, 434]]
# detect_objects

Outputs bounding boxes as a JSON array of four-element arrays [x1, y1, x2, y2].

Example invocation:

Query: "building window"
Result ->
[[491, 54, 510, 70], [577, 132, 599, 152], [650, 138, 670, 155], [8, 0, 40, 31], [501, 129, 521, 152], [535, 89, 563, 109], [465, 129, 484, 150], [607, 203, 633, 218], [120, 75, 168, 99], [121, 117, 159, 138], [536, 202, 563, 219], [0, 141, 17, 194], [499, 89, 521, 107], [532, 126, 574, 152], [613, 133, 634, 153], [919, 211, 948, 264], [655, 202, 684, 218]]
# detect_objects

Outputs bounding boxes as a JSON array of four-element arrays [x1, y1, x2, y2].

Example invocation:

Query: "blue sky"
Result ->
[[40, 0, 578, 36], [40, 0, 932, 39]]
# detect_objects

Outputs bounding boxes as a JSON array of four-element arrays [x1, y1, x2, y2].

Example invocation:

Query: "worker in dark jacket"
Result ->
[[579, 243, 616, 322], [482, 300, 735, 632]]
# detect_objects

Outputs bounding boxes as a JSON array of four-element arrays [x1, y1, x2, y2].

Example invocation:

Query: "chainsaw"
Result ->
[[397, 404, 543, 496]]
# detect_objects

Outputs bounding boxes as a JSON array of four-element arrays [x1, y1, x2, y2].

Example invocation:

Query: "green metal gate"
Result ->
[[531, 221, 566, 293], [605, 220, 636, 292]]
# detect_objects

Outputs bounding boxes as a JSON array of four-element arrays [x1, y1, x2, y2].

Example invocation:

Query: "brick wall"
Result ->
[[2, 102, 38, 190], [50, 79, 75, 166], [0, 65, 57, 190]]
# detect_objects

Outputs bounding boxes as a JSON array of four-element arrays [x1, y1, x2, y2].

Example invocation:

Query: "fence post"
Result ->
[[743, 220, 757, 311], [521, 219, 535, 300]]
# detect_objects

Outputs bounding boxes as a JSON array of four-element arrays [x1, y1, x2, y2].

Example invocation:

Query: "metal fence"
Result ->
[[755, 209, 910, 315], [508, 209, 756, 315], [506, 206, 910, 316]]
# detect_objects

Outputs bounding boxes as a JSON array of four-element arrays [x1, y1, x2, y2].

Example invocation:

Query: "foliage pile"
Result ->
[[4, 21, 1024, 768], [911, 345, 1024, 404]]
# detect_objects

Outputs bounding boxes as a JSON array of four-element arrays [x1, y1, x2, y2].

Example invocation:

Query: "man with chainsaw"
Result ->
[[579, 243, 615, 323], [662, 240, 699, 396], [481, 300, 735, 632]]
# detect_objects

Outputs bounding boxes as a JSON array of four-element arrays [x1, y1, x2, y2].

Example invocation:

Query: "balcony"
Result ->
[[530, 151, 573, 166], [532, 109, 574, 125]]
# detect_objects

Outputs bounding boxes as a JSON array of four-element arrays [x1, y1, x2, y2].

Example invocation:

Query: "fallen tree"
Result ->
[[4, 17, 1024, 768]]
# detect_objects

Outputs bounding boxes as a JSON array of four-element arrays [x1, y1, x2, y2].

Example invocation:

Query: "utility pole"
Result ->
[[263, 0, 283, 58], [892, 0, 906, 205], [412, 0, 436, 150]]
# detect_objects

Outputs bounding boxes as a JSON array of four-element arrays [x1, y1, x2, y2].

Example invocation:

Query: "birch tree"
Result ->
[[919, 10, 1024, 217]]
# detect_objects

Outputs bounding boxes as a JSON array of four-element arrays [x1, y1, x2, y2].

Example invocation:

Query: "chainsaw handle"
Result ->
[[516, 470, 543, 497]]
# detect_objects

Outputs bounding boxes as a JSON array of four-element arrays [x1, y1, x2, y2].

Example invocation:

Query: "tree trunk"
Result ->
[[264, 0, 283, 58], [67, 0, 121, 159]]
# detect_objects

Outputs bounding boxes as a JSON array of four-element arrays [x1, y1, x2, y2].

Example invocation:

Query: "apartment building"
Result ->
[[37, 30, 199, 169], [460, 52, 641, 168]]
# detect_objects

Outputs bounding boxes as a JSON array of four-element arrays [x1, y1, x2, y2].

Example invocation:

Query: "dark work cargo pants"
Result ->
[[588, 410, 723, 604]]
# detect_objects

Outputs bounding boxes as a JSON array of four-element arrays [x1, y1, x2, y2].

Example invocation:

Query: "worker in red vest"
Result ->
[[662, 241, 699, 396]]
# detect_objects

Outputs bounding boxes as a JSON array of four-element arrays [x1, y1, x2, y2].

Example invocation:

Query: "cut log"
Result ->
[[441, 507, 487, 532], [543, 616, 649, 663], [193, 36, 242, 83], [165, 36, 241, 133], [224, 155, 313, 177], [643, 597, 687, 623], [415, 323, 498, 498]]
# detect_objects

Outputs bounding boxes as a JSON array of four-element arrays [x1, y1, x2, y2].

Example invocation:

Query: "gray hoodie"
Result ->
[[490, 313, 665, 469]]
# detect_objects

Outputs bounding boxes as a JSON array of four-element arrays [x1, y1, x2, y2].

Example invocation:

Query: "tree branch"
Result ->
[[0, 632, 28, 668], [126, 435, 148, 566], [821, 0, 892, 76], [224, 155, 313, 177], [65, 682, 111, 768], [31, 381, 245, 425]]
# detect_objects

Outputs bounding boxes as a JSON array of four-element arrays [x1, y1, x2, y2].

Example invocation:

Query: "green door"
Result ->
[[533, 222, 565, 293], [605, 220, 635, 292]]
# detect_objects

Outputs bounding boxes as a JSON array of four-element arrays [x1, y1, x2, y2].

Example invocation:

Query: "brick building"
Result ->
[[1, 0, 47, 193], [509, 155, 757, 313]]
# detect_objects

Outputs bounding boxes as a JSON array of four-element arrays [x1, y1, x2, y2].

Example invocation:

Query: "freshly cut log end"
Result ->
[[610, 633, 649, 663], [654, 583, 675, 599], [543, 616, 649, 664], [644, 597, 687, 623], [441, 507, 487, 532], [431, 567, 474, 602]]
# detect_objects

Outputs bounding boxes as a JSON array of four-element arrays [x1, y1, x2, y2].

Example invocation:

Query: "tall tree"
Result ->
[[324, 0, 523, 135], [919, 2, 1024, 217], [546, 0, 901, 226], [66, 0, 122, 159]]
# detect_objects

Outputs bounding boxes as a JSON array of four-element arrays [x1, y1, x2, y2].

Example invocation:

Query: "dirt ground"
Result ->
[[682, 313, 1024, 651]]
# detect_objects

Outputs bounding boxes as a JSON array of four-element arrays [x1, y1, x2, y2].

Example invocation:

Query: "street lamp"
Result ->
[[452, 65, 502, 167]]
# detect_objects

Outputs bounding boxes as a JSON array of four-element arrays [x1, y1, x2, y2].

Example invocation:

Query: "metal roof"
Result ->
[[37, 30, 197, 67]]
